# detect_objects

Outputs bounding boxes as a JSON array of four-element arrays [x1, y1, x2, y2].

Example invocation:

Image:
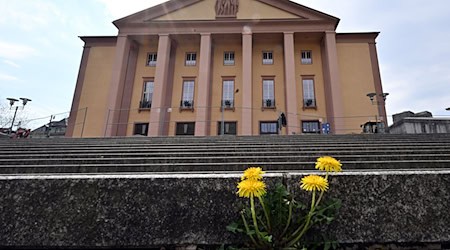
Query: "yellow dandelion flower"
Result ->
[[237, 179, 267, 198], [300, 175, 329, 192], [241, 167, 265, 181], [315, 156, 342, 172]]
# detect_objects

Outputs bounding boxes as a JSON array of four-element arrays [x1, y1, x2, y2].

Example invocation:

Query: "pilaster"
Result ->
[[241, 32, 253, 135], [283, 32, 299, 135], [195, 33, 212, 136]]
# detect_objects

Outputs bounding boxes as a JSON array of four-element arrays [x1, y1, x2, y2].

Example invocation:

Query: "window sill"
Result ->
[[262, 106, 277, 111], [303, 106, 317, 110], [221, 107, 235, 112], [179, 107, 195, 112], [138, 108, 151, 112]]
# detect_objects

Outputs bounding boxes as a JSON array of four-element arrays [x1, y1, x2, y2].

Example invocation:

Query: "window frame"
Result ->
[[262, 51, 274, 65], [262, 78, 276, 109], [140, 79, 154, 110], [260, 121, 279, 135], [223, 51, 235, 66], [185, 52, 197, 66], [302, 76, 317, 109], [301, 50, 312, 65], [217, 121, 237, 135], [222, 78, 235, 110], [180, 78, 195, 110], [302, 120, 321, 134], [175, 122, 195, 136], [146, 52, 157, 67], [133, 123, 149, 136]]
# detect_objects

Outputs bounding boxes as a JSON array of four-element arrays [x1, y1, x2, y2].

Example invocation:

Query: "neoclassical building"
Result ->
[[66, 0, 387, 137]]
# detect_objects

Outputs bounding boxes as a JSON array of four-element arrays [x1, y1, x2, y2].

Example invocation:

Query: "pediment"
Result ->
[[113, 0, 339, 28]]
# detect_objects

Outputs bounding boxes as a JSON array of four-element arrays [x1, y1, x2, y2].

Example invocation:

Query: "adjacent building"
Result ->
[[66, 0, 387, 137], [389, 111, 450, 134]]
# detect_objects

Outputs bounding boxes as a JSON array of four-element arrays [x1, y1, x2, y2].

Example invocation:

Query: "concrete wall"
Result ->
[[1, 171, 449, 248]]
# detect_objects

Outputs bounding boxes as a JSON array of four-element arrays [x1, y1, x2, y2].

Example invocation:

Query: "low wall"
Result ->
[[1, 171, 449, 248]]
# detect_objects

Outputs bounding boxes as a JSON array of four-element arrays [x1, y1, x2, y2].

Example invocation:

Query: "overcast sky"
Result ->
[[0, 0, 449, 129]]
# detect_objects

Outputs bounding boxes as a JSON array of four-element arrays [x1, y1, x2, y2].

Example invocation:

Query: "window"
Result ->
[[185, 52, 197, 66], [224, 51, 235, 65], [262, 79, 275, 108], [217, 122, 237, 135], [260, 122, 278, 135], [147, 53, 157, 66], [302, 78, 316, 108], [262, 51, 273, 65], [181, 80, 195, 109], [140, 80, 154, 109], [133, 123, 149, 136], [301, 50, 312, 64], [222, 79, 235, 108], [176, 122, 195, 136], [302, 121, 320, 134]]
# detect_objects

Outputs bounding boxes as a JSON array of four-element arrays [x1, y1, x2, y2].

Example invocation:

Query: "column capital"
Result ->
[[200, 33, 211, 36], [283, 32, 294, 35], [158, 33, 170, 37]]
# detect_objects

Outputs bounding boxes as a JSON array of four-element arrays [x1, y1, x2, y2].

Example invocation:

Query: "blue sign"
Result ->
[[322, 123, 331, 134]]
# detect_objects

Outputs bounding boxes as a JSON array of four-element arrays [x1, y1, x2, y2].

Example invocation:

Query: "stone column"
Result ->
[[321, 31, 344, 134], [149, 34, 172, 137], [283, 32, 299, 135], [241, 32, 253, 135], [104, 35, 131, 137], [195, 33, 212, 136], [369, 41, 388, 129]]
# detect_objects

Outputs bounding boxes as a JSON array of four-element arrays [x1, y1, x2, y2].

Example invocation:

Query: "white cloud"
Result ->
[[2, 59, 20, 68], [0, 41, 38, 60], [0, 73, 18, 81]]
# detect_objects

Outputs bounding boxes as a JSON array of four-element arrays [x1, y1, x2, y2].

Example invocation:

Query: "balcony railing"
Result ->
[[221, 99, 234, 109], [262, 59, 273, 65], [185, 60, 196, 66], [147, 61, 156, 67], [139, 100, 152, 109], [180, 100, 194, 109], [262, 99, 276, 108], [303, 98, 316, 108]]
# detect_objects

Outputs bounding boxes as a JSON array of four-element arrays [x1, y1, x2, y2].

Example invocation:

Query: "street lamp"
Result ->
[[366, 92, 389, 133], [6, 97, 32, 134], [446, 107, 450, 111]]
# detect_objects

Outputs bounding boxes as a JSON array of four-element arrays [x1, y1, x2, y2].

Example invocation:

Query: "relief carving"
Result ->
[[215, 0, 239, 17]]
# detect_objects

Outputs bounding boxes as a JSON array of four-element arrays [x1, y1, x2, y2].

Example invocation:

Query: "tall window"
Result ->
[[260, 122, 278, 135], [301, 50, 312, 64], [302, 121, 320, 134], [181, 80, 195, 108], [185, 52, 197, 66], [262, 51, 273, 65], [302, 78, 316, 108], [140, 80, 154, 109], [224, 51, 235, 65], [176, 122, 195, 135], [217, 122, 237, 135], [133, 123, 149, 136], [262, 79, 275, 108], [147, 52, 157, 66], [222, 79, 234, 108]]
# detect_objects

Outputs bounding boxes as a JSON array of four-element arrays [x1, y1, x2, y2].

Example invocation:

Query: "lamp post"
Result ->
[[6, 97, 32, 134], [446, 107, 450, 111], [366, 92, 388, 133]]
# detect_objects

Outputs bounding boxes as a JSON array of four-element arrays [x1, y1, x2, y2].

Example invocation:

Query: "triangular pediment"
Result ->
[[114, 0, 339, 28]]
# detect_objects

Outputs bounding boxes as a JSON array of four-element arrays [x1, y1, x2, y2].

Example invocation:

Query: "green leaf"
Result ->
[[226, 222, 240, 233]]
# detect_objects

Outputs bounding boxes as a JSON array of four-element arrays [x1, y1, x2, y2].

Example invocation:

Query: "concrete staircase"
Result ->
[[1, 134, 450, 174]]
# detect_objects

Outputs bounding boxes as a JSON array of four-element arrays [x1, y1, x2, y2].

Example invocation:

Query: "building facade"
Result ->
[[66, 0, 387, 137], [389, 111, 450, 134]]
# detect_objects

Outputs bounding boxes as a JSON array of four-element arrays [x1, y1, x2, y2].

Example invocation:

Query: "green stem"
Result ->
[[286, 191, 316, 247], [258, 196, 271, 232], [280, 199, 293, 238], [250, 195, 263, 242], [240, 211, 259, 247], [315, 173, 329, 207]]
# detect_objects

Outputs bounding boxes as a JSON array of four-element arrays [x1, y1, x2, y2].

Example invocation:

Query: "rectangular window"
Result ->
[[147, 52, 157, 66], [185, 52, 197, 66], [133, 123, 149, 136], [262, 51, 273, 65], [224, 51, 235, 65], [302, 78, 316, 108], [217, 122, 237, 135], [302, 121, 320, 134], [301, 50, 312, 64], [176, 122, 195, 136], [262, 79, 275, 108], [260, 122, 278, 135], [181, 80, 195, 109], [222, 79, 235, 108], [140, 80, 154, 109]]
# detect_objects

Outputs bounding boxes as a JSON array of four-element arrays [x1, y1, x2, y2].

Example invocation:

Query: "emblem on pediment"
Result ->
[[215, 0, 239, 17]]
